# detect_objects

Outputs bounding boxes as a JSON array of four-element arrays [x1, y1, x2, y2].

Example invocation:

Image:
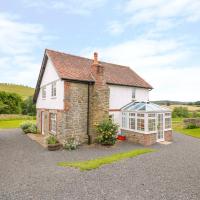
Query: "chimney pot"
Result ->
[[93, 52, 98, 65]]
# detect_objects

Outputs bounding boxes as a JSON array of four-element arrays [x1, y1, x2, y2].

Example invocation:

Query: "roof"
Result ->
[[121, 102, 171, 113], [46, 49, 152, 88], [33, 49, 153, 102]]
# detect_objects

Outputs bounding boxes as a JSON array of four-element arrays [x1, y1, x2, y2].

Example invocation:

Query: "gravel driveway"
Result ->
[[0, 129, 200, 200]]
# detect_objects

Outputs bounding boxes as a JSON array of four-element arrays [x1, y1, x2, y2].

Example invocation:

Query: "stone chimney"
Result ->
[[91, 52, 105, 84], [89, 52, 109, 143]]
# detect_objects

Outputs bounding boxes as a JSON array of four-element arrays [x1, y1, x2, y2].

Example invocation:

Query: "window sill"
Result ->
[[51, 96, 57, 99]]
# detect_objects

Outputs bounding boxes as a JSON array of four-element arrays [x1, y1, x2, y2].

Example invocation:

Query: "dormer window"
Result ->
[[51, 82, 56, 97], [42, 86, 46, 99], [132, 88, 136, 100]]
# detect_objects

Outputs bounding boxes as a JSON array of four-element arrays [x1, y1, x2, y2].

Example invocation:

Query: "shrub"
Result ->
[[20, 122, 37, 134], [46, 135, 58, 145], [22, 96, 36, 116], [0, 91, 23, 114], [96, 119, 119, 145], [186, 123, 199, 129], [63, 136, 80, 150], [172, 107, 189, 118]]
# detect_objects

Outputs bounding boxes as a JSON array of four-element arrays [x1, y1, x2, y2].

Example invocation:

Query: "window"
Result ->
[[148, 118, 156, 131], [165, 118, 171, 129], [122, 112, 127, 128], [137, 118, 145, 131], [129, 113, 135, 130], [148, 113, 156, 132], [50, 113, 57, 133], [51, 82, 56, 97], [42, 86, 46, 99], [132, 88, 136, 100]]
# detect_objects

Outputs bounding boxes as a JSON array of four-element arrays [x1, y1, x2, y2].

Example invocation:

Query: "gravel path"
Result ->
[[0, 129, 200, 200]]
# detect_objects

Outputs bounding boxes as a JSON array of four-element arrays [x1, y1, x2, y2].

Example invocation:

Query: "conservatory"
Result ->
[[120, 102, 172, 146]]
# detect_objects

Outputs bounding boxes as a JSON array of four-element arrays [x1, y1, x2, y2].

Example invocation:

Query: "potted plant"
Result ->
[[63, 135, 80, 150], [96, 119, 119, 146], [46, 135, 61, 151]]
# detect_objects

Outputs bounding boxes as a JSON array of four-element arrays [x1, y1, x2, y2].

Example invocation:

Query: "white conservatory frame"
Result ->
[[121, 102, 172, 141]]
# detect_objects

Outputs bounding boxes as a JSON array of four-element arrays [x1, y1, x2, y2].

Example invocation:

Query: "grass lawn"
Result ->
[[58, 149, 155, 171], [0, 119, 36, 129], [172, 118, 200, 139]]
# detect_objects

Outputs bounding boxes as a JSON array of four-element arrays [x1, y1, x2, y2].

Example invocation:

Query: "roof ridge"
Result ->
[[46, 48, 131, 69]]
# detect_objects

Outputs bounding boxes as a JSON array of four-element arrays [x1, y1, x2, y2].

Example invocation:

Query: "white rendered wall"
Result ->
[[109, 85, 149, 109], [36, 58, 64, 110]]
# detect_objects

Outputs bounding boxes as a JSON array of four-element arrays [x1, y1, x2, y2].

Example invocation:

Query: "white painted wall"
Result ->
[[109, 85, 149, 109], [36, 57, 64, 110]]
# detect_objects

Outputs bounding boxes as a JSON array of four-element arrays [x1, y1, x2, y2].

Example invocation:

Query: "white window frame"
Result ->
[[164, 112, 172, 130], [129, 113, 136, 130], [122, 112, 128, 129], [50, 113, 57, 134], [137, 113, 145, 132], [51, 82, 57, 98], [132, 88, 136, 100], [147, 113, 156, 133], [42, 86, 46, 99]]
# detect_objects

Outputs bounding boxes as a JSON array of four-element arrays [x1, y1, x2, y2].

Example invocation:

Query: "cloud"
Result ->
[[107, 0, 200, 35], [22, 0, 108, 15], [82, 37, 199, 101], [0, 13, 53, 87]]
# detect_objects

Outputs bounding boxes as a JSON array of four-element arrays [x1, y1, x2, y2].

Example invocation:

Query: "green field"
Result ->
[[172, 118, 200, 139], [0, 119, 36, 129], [0, 83, 35, 99], [0, 114, 36, 129]]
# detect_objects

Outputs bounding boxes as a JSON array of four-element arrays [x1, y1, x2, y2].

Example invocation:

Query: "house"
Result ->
[[33, 49, 172, 146]]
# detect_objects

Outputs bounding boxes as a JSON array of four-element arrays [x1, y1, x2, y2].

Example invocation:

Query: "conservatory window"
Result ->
[[148, 118, 156, 131], [129, 113, 135, 130], [148, 113, 156, 132], [137, 113, 145, 131], [122, 112, 127, 128], [165, 113, 171, 129]]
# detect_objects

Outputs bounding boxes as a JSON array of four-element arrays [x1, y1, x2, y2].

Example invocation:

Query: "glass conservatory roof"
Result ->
[[121, 102, 170, 112]]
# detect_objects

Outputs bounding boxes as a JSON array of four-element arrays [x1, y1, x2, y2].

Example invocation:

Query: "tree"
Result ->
[[172, 107, 189, 118], [22, 96, 36, 116], [0, 91, 23, 114]]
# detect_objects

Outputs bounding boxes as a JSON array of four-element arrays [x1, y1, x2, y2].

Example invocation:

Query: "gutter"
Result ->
[[87, 82, 92, 144]]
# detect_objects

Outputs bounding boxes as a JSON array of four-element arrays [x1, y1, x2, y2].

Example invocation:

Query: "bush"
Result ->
[[63, 136, 80, 150], [186, 123, 199, 129], [20, 122, 37, 134], [96, 119, 119, 145], [46, 135, 58, 144], [172, 107, 189, 118], [0, 91, 23, 114], [22, 96, 36, 116]]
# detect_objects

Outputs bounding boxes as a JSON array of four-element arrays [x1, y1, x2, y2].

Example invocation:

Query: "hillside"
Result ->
[[0, 83, 35, 99]]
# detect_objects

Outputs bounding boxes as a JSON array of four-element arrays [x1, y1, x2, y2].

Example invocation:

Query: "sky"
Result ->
[[0, 0, 200, 101]]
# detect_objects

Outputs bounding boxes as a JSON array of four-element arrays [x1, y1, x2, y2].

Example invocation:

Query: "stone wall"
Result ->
[[183, 118, 200, 128], [61, 81, 88, 143], [164, 130, 173, 141], [121, 129, 157, 146]]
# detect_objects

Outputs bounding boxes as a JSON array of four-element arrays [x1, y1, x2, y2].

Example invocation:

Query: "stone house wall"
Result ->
[[121, 129, 157, 146]]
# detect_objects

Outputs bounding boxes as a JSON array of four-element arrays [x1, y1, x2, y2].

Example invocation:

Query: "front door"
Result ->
[[157, 113, 164, 142], [41, 112, 45, 135]]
